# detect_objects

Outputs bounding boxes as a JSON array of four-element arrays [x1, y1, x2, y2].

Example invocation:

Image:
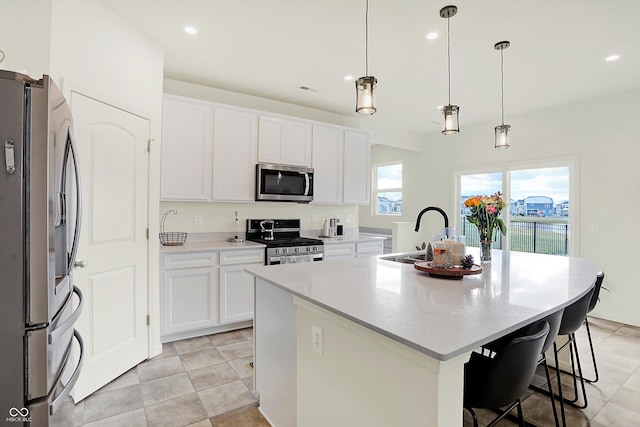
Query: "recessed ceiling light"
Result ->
[[184, 26, 198, 35], [605, 54, 620, 62], [426, 32, 439, 40], [344, 75, 354, 81]]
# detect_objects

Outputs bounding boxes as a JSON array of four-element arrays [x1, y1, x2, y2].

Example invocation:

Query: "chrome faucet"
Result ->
[[414, 206, 449, 232]]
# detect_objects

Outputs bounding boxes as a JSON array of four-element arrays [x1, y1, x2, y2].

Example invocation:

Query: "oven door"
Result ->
[[256, 163, 313, 203]]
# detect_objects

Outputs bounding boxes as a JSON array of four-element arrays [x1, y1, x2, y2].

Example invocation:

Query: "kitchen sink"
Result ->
[[380, 252, 427, 264]]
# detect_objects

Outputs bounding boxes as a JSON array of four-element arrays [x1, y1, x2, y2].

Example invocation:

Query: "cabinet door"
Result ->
[[312, 125, 344, 204], [162, 267, 219, 335], [284, 121, 312, 166], [258, 116, 285, 164], [161, 97, 213, 200], [212, 108, 258, 201], [219, 264, 259, 324], [259, 116, 312, 167], [343, 130, 371, 205]]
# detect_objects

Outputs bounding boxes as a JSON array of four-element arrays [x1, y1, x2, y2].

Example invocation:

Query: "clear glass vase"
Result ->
[[480, 240, 492, 263]]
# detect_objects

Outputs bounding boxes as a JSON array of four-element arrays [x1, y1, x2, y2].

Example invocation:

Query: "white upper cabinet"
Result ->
[[258, 116, 312, 166], [161, 97, 213, 200], [343, 130, 371, 205], [312, 125, 344, 204], [160, 94, 369, 204], [212, 108, 258, 201]]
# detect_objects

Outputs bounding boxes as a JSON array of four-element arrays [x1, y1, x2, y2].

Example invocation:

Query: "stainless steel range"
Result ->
[[246, 219, 324, 265]]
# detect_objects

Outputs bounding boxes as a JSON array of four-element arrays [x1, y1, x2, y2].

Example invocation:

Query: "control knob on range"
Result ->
[[295, 247, 300, 253]]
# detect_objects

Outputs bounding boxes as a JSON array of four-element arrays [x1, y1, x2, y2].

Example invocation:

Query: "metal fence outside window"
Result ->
[[459, 216, 568, 256]]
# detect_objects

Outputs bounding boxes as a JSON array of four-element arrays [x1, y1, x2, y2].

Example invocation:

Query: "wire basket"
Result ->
[[159, 231, 188, 246], [160, 209, 187, 246]]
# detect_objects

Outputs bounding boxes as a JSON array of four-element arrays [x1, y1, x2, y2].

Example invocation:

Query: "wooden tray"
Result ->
[[413, 261, 482, 280]]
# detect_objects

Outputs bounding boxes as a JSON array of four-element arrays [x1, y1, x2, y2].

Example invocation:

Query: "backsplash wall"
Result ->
[[160, 201, 359, 235]]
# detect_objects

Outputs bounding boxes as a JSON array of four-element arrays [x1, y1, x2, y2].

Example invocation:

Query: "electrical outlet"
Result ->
[[346, 214, 355, 223], [194, 215, 203, 226], [312, 325, 323, 356]]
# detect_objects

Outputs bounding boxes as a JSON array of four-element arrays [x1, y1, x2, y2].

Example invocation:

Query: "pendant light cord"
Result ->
[[447, 16, 451, 104], [500, 48, 504, 125], [365, 0, 369, 76]]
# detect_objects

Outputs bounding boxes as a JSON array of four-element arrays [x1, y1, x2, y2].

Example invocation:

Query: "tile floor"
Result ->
[[75, 317, 640, 426]]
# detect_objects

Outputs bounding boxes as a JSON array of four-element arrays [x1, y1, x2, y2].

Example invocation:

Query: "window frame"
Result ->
[[373, 161, 403, 216], [453, 156, 579, 255]]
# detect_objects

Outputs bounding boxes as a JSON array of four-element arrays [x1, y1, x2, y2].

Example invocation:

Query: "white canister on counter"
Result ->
[[322, 219, 330, 237]]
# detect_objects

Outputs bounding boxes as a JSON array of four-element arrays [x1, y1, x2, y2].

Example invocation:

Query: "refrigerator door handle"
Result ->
[[48, 286, 83, 345], [4, 139, 15, 174], [49, 330, 84, 415], [66, 128, 83, 270]]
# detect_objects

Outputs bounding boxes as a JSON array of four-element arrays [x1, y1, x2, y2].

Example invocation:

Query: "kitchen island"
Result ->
[[247, 249, 597, 427]]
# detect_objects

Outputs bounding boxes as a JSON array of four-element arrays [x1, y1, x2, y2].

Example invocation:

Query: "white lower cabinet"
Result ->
[[356, 239, 384, 257], [323, 242, 356, 260], [219, 265, 257, 324], [219, 248, 264, 324], [163, 267, 219, 335], [160, 248, 263, 342]]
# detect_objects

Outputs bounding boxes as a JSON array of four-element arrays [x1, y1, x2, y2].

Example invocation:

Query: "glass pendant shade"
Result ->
[[494, 124, 510, 148], [442, 104, 460, 135], [356, 76, 377, 114]]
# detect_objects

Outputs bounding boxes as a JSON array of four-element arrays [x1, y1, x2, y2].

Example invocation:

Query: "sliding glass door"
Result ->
[[457, 161, 576, 256]]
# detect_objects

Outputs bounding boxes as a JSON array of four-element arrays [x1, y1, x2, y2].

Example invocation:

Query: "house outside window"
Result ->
[[374, 162, 402, 215]]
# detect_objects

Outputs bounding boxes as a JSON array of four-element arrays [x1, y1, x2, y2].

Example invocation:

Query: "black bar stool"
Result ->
[[552, 285, 596, 426], [583, 271, 605, 383], [464, 321, 550, 427]]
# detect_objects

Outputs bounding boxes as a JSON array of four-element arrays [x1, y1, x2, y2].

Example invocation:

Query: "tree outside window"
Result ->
[[375, 162, 402, 215]]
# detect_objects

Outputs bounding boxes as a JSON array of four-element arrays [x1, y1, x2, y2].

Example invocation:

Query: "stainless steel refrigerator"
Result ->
[[1, 70, 84, 426]]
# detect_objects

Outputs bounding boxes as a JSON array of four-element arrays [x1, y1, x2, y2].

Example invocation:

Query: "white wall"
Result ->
[[47, 0, 165, 354], [0, 0, 52, 77], [160, 201, 359, 235], [362, 89, 640, 326]]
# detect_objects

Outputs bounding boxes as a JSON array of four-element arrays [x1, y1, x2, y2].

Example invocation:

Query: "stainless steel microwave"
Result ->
[[255, 163, 314, 203]]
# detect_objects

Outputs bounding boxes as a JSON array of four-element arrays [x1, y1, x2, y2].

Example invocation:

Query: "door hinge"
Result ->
[[146, 314, 150, 326]]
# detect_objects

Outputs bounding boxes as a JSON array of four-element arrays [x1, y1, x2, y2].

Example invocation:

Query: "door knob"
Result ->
[[74, 259, 88, 269]]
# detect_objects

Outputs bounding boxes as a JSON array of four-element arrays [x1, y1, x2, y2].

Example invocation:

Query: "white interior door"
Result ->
[[70, 93, 150, 401]]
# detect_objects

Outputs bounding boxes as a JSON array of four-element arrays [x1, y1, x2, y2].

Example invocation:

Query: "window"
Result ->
[[374, 162, 402, 215], [457, 161, 575, 256]]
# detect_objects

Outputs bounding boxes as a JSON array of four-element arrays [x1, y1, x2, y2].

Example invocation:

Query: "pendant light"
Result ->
[[494, 40, 511, 148], [440, 5, 459, 134], [356, 0, 377, 114]]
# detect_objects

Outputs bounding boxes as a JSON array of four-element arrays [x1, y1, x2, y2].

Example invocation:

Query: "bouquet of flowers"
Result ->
[[464, 192, 507, 243]]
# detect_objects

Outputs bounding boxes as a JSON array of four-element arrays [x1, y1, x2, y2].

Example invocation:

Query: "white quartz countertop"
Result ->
[[160, 240, 265, 253], [305, 234, 388, 244], [246, 249, 597, 361]]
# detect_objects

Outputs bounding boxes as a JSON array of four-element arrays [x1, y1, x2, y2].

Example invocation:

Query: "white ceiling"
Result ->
[[100, 0, 640, 135]]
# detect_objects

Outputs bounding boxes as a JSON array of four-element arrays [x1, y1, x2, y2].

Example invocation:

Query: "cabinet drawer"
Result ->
[[163, 252, 219, 270], [357, 240, 384, 255], [324, 242, 356, 257], [220, 249, 265, 265]]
